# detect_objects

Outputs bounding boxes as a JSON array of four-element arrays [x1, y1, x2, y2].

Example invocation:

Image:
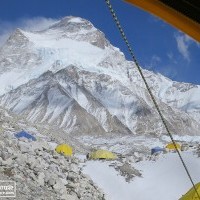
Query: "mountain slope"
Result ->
[[0, 16, 200, 136], [0, 65, 199, 135], [0, 69, 132, 135]]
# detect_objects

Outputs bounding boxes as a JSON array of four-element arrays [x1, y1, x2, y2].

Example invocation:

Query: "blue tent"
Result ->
[[15, 131, 36, 141], [151, 147, 164, 155]]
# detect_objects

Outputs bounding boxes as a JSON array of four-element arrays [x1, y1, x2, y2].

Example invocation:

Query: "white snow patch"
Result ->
[[83, 152, 200, 200], [68, 17, 83, 23]]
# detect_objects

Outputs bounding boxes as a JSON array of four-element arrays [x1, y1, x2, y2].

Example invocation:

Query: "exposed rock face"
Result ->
[[47, 16, 110, 49], [115, 162, 142, 182], [0, 28, 40, 70]]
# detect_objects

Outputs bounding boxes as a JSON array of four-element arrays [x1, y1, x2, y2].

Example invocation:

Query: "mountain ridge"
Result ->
[[0, 16, 200, 136]]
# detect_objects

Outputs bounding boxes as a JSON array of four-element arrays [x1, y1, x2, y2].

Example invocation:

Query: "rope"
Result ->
[[105, 0, 200, 198]]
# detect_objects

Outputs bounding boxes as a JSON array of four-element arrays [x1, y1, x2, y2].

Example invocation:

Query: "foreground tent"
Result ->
[[179, 182, 200, 200], [55, 144, 73, 156], [89, 149, 117, 160], [15, 131, 36, 141], [166, 142, 181, 150], [151, 146, 165, 155], [124, 0, 200, 42]]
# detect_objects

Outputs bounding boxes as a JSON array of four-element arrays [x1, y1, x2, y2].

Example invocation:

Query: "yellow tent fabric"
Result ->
[[55, 144, 73, 156], [166, 142, 181, 150], [179, 182, 200, 200], [89, 150, 117, 160], [124, 0, 200, 42]]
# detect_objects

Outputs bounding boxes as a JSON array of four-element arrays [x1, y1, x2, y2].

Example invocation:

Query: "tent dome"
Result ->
[[179, 182, 200, 200], [55, 144, 73, 156], [151, 146, 164, 155], [166, 142, 181, 150], [15, 131, 36, 141], [89, 149, 117, 160]]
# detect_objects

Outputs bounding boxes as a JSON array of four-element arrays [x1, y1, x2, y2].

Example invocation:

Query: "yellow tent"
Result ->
[[55, 144, 73, 156], [89, 149, 117, 160], [166, 142, 181, 150], [179, 182, 200, 200]]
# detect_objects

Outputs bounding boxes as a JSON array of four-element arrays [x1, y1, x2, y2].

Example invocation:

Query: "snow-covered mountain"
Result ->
[[0, 16, 200, 136]]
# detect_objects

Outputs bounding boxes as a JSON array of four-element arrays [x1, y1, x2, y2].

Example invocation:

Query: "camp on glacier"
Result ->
[[0, 0, 200, 200]]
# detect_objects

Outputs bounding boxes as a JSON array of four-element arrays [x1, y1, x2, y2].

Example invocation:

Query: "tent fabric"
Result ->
[[15, 131, 36, 141], [179, 182, 200, 200], [151, 146, 164, 155], [89, 150, 117, 160], [166, 142, 181, 150], [159, 0, 200, 24], [124, 0, 200, 42], [55, 144, 73, 156]]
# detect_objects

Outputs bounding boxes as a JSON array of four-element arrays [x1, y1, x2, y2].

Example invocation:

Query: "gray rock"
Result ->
[[1, 151, 11, 160], [37, 172, 45, 186], [60, 178, 68, 185], [70, 163, 79, 173], [29, 172, 37, 181], [67, 182, 78, 189], [47, 177, 56, 186], [0, 118, 105, 200], [181, 144, 189, 151], [18, 142, 32, 153], [2, 157, 14, 166], [53, 179, 66, 193], [67, 174, 78, 182], [61, 193, 79, 200]]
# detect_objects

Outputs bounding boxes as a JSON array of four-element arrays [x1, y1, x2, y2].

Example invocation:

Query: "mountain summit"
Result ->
[[48, 16, 95, 32], [0, 16, 200, 136]]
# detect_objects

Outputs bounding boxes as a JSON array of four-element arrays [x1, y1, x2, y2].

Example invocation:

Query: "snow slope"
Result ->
[[83, 152, 200, 200]]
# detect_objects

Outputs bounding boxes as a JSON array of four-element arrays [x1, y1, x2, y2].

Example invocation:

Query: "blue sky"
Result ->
[[0, 0, 200, 84]]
